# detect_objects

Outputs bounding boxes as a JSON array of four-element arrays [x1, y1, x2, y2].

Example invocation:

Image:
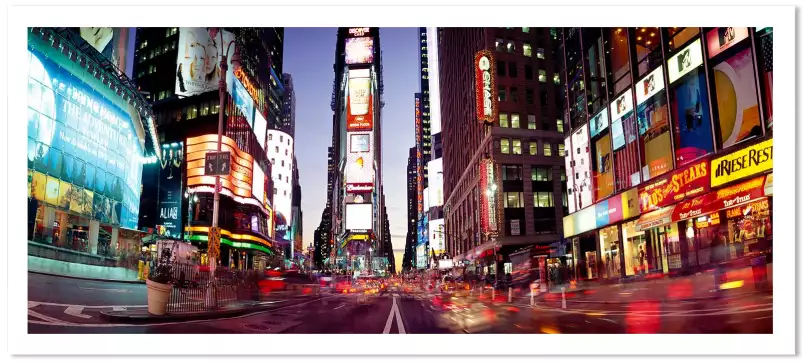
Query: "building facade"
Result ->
[[559, 27, 774, 281], [281, 73, 296, 136], [439, 27, 567, 281], [133, 27, 281, 269], [403, 146, 417, 272]]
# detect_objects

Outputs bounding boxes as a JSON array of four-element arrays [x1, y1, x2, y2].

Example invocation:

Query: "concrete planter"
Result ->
[[146, 279, 173, 315]]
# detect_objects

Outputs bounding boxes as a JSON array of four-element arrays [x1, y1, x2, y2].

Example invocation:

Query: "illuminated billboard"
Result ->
[[233, 77, 255, 127], [267, 130, 294, 242], [345, 37, 374, 65], [254, 110, 267, 151], [27, 48, 143, 230], [158, 142, 184, 238], [571, 125, 593, 210], [479, 159, 498, 233], [429, 218, 445, 254], [564, 136, 577, 214], [186, 135, 254, 198], [346, 203, 373, 231], [175, 28, 236, 97], [475, 50, 498, 124], [427, 27, 442, 135], [428, 158, 444, 207], [416, 244, 427, 269], [346, 69, 373, 131], [75, 28, 136, 78], [346, 132, 374, 186]]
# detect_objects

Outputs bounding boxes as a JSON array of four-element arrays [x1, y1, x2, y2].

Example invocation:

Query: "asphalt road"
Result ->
[[28, 274, 773, 334]]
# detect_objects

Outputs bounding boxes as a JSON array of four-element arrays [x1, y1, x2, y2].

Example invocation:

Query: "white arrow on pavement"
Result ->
[[64, 306, 92, 319]]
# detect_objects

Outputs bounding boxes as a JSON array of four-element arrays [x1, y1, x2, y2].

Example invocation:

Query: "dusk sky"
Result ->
[[284, 28, 420, 252]]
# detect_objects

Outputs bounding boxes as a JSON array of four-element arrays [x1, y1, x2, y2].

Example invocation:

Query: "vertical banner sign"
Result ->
[[480, 159, 498, 233], [415, 95, 424, 219], [158, 143, 184, 238], [475, 50, 498, 124]]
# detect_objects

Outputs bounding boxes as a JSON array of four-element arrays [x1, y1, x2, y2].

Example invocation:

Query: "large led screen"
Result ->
[[429, 218, 445, 254], [346, 132, 374, 186], [267, 130, 294, 241], [571, 125, 593, 210], [27, 48, 143, 230], [428, 158, 444, 208], [345, 203, 373, 230], [713, 48, 762, 148], [636, 69, 672, 182], [671, 68, 714, 167], [76, 28, 136, 78], [158, 143, 184, 238], [253, 110, 267, 150], [564, 136, 577, 214], [345, 37, 374, 65], [252, 163, 265, 212], [233, 77, 255, 127], [175, 28, 236, 97], [347, 70, 374, 131], [610, 89, 641, 191]]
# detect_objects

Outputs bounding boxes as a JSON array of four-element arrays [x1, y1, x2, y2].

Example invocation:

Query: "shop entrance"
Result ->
[[645, 225, 672, 274]]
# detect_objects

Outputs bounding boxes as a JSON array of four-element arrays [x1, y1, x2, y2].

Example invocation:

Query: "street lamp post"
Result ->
[[206, 29, 239, 309]]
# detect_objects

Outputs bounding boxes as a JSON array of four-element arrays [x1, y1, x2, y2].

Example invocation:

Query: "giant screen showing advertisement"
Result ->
[[345, 203, 373, 231], [158, 142, 184, 238], [346, 132, 374, 186], [635, 66, 672, 181], [610, 89, 641, 191], [267, 130, 294, 242], [253, 110, 267, 151], [564, 136, 577, 214], [175, 28, 236, 97], [428, 158, 444, 207], [347, 69, 374, 131], [75, 28, 136, 78], [27, 48, 143, 230], [712, 48, 762, 149], [429, 218, 445, 254], [571, 125, 593, 210], [233, 77, 255, 127], [345, 37, 374, 65]]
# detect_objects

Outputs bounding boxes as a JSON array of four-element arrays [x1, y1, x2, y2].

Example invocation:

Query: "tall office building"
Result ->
[[403, 146, 417, 271], [439, 27, 567, 280], [422, 28, 446, 268], [329, 27, 385, 273], [281, 73, 296, 136], [133, 27, 282, 269], [559, 27, 774, 281]]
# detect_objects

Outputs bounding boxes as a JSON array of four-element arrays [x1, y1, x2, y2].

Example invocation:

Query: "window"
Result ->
[[528, 115, 537, 129], [529, 142, 538, 155], [498, 87, 507, 102], [534, 192, 554, 207], [524, 65, 533, 80], [553, 74, 561, 85], [500, 139, 510, 154], [499, 114, 509, 128], [280, 135, 283, 142], [557, 119, 564, 133], [171, 28, 178, 36], [140, 40, 148, 49], [512, 139, 522, 155], [495, 38, 504, 51], [496, 60, 505, 77], [281, 160, 285, 167], [526, 89, 534, 104], [274, 188, 277, 195], [275, 146, 279, 153], [558, 143, 566, 156], [539, 69, 547, 83], [504, 192, 524, 208], [510, 87, 519, 103], [186, 105, 198, 120], [268, 134, 273, 141], [522, 27, 530, 33], [507, 42, 515, 53], [511, 114, 520, 128], [537, 48, 546, 59], [523, 43, 532, 57], [543, 143, 552, 156], [502, 165, 522, 181], [562, 191, 568, 207], [531, 167, 552, 181]]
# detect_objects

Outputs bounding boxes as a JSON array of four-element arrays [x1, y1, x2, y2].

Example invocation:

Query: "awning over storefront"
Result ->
[[635, 205, 676, 232], [672, 174, 771, 222], [453, 240, 500, 264]]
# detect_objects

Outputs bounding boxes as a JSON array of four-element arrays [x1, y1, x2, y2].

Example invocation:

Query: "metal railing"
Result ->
[[164, 263, 261, 313]]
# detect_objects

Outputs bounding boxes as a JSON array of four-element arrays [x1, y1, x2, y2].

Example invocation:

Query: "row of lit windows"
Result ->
[[500, 138, 565, 157], [138, 41, 177, 64], [501, 165, 563, 182], [495, 39, 546, 60], [502, 191, 560, 208], [498, 113, 564, 133]]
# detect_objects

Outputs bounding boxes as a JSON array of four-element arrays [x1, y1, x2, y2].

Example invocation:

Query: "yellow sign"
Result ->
[[621, 187, 641, 220], [711, 138, 773, 187]]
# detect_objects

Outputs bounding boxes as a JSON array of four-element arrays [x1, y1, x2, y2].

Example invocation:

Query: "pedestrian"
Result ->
[[638, 245, 646, 274], [710, 229, 729, 297]]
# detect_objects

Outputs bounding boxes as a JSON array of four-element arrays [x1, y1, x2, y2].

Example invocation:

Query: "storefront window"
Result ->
[[667, 27, 700, 51], [622, 221, 646, 276], [725, 198, 771, 257], [565, 28, 587, 129], [599, 225, 621, 279], [606, 28, 631, 96], [584, 28, 607, 116], [633, 27, 663, 77]]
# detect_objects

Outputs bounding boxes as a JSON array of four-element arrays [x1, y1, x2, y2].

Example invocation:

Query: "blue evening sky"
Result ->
[[284, 28, 419, 252]]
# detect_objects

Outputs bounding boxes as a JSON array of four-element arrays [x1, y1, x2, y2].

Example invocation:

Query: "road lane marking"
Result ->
[[78, 287, 132, 293], [28, 310, 76, 325], [28, 301, 147, 309], [28, 302, 40, 309], [382, 298, 396, 334], [600, 318, 618, 324], [753, 316, 773, 320], [394, 299, 406, 334], [382, 296, 406, 334], [64, 306, 92, 319], [333, 304, 346, 310]]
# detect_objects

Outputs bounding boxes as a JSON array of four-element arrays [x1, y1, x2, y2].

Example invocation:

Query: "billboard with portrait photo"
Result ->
[[158, 143, 184, 239], [75, 28, 136, 78], [175, 28, 236, 97]]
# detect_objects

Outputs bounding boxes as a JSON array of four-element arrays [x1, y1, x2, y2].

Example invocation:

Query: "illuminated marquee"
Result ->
[[348, 28, 370, 37], [186, 135, 254, 199], [711, 138, 773, 187], [479, 159, 498, 233], [638, 158, 710, 213], [475, 50, 498, 124], [234, 67, 263, 108]]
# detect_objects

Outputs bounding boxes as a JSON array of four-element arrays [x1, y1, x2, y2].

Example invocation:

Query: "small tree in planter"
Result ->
[[146, 244, 175, 315]]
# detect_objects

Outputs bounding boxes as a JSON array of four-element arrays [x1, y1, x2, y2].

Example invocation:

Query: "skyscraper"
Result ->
[[281, 73, 296, 136], [439, 27, 566, 281], [403, 146, 417, 271]]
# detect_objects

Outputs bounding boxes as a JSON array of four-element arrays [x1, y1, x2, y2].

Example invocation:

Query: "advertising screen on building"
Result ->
[[75, 28, 136, 78], [479, 159, 498, 233], [233, 77, 255, 127], [475, 50, 498, 124], [346, 132, 374, 186], [564, 136, 577, 214], [668, 39, 704, 84], [252, 163, 266, 211], [267, 130, 294, 242], [416, 244, 427, 269], [571, 125, 593, 210], [346, 203, 373, 230], [158, 142, 184, 238], [427, 27, 443, 135], [347, 70, 374, 131], [187, 135, 254, 198], [712, 48, 762, 149], [27, 48, 144, 230], [589, 108, 609, 139], [253, 110, 267, 150], [706, 27, 750, 59], [638, 157, 710, 213], [428, 158, 444, 207], [175, 28, 236, 97], [429, 218, 445, 254], [345, 37, 374, 65]]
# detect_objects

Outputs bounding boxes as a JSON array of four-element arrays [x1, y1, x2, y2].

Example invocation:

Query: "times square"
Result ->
[[21, 25, 777, 339]]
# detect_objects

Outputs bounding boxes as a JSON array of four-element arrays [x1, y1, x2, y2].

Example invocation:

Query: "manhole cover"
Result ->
[[244, 324, 271, 331]]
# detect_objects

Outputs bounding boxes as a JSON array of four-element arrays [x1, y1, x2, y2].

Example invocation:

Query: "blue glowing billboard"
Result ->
[[27, 48, 143, 230]]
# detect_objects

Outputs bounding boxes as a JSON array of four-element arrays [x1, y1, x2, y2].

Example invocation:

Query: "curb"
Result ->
[[28, 270, 146, 285], [516, 290, 772, 305]]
